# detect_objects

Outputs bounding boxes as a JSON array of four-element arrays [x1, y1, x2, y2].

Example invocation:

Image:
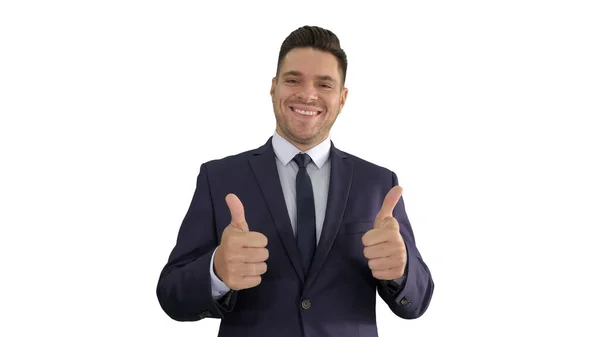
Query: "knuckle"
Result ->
[[230, 280, 243, 290], [368, 259, 376, 270], [385, 228, 397, 237], [230, 263, 243, 276], [243, 276, 260, 289], [245, 250, 255, 262], [225, 252, 238, 264], [252, 263, 260, 275], [240, 233, 252, 244], [225, 277, 237, 288]]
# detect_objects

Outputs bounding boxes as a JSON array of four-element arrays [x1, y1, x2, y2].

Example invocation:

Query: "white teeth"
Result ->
[[293, 108, 318, 116]]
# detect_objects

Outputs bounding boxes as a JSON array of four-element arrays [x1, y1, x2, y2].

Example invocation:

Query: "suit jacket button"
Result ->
[[400, 297, 411, 307], [301, 299, 311, 309]]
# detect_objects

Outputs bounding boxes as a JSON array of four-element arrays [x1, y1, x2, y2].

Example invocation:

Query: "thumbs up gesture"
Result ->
[[213, 193, 269, 290], [362, 186, 407, 280]]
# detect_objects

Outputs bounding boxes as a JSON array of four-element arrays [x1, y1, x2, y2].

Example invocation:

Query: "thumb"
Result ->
[[225, 193, 249, 232], [374, 185, 403, 228]]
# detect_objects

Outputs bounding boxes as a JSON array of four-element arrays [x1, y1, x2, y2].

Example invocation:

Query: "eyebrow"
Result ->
[[281, 71, 337, 83]]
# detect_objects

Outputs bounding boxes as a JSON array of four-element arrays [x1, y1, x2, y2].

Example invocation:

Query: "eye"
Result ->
[[286, 79, 299, 84], [320, 84, 333, 89]]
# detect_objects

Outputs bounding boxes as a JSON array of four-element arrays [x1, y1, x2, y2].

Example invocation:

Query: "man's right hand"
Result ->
[[214, 193, 269, 290]]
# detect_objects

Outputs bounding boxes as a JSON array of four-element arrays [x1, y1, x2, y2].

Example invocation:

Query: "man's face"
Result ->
[[270, 47, 348, 151]]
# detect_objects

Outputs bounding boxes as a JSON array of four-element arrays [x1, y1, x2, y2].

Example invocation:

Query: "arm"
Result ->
[[377, 172, 435, 319], [156, 163, 237, 321]]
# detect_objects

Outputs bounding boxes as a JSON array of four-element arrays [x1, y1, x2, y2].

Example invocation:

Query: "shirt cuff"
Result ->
[[210, 247, 231, 299]]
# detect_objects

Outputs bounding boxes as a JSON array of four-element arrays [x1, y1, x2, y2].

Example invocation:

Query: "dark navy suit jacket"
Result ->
[[156, 137, 434, 337]]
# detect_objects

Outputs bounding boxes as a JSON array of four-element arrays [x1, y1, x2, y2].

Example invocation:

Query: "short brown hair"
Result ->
[[276, 25, 348, 85]]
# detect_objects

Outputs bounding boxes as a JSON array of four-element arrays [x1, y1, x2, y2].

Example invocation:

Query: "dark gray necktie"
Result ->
[[293, 153, 316, 275]]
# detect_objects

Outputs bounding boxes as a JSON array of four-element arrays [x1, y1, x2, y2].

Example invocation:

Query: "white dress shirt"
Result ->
[[209, 130, 332, 298]]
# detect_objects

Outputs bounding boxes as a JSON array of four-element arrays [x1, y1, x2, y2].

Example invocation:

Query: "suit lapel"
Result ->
[[304, 142, 353, 291], [249, 138, 306, 282]]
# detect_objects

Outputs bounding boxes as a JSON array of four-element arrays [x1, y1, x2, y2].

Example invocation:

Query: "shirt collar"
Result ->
[[272, 130, 331, 169]]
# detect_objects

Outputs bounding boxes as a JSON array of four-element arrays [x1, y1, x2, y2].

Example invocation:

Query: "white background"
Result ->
[[1, 1, 599, 336]]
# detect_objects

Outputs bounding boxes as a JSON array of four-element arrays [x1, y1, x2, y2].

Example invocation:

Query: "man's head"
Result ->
[[270, 26, 349, 151]]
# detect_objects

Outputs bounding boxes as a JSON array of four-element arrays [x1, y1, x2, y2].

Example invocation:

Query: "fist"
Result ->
[[362, 186, 407, 280], [214, 193, 269, 290]]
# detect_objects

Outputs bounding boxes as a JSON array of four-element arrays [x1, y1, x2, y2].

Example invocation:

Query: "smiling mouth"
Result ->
[[289, 106, 322, 116]]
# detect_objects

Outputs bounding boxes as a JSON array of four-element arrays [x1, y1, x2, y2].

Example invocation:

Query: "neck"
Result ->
[[275, 128, 326, 152]]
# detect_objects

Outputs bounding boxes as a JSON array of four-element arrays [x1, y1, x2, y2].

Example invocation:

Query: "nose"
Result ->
[[296, 82, 319, 102]]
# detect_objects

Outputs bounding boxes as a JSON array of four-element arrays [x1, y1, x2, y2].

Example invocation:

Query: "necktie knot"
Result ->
[[293, 153, 312, 169]]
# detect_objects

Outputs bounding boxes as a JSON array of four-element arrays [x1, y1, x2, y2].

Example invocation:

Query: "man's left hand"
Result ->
[[362, 186, 407, 280]]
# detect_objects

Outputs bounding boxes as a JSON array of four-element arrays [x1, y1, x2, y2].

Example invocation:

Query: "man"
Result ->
[[156, 25, 434, 337]]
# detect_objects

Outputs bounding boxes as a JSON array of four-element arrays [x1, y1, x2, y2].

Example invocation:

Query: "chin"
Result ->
[[293, 132, 321, 144]]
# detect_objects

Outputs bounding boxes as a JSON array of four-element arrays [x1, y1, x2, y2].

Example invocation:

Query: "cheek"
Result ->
[[276, 86, 294, 99], [276, 94, 291, 108], [325, 95, 340, 107]]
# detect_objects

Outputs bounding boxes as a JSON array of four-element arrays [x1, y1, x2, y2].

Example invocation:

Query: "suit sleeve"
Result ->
[[377, 171, 435, 319], [156, 163, 237, 321]]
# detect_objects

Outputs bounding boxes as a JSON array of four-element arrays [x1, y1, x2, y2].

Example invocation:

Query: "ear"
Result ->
[[339, 87, 349, 111], [270, 77, 277, 97]]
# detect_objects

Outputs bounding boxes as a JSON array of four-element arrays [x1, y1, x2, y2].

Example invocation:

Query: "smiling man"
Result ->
[[271, 46, 347, 151], [157, 25, 434, 337]]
